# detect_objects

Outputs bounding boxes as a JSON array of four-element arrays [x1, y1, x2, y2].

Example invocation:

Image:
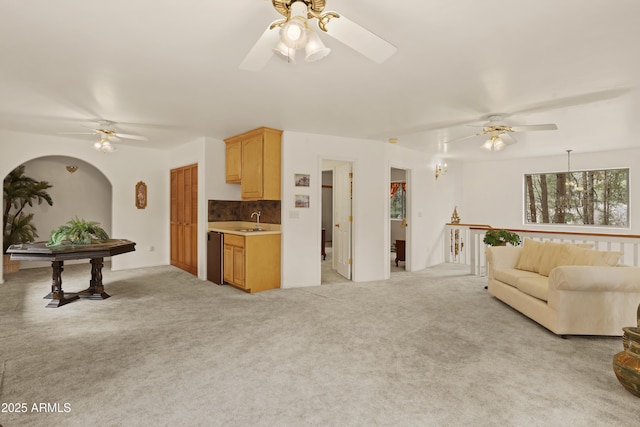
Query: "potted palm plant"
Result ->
[[3, 165, 53, 273], [483, 229, 522, 246]]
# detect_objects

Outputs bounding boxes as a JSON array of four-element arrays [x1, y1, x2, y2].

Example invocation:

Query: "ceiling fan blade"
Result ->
[[324, 15, 397, 63], [510, 124, 558, 132], [239, 24, 280, 71], [442, 132, 483, 145], [59, 132, 96, 135], [114, 132, 148, 141], [512, 88, 630, 115], [500, 133, 518, 145]]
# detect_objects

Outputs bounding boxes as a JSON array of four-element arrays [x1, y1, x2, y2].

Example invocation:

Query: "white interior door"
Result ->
[[334, 162, 352, 279]]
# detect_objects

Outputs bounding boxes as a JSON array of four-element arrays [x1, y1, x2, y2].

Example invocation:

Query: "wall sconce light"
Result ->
[[66, 165, 78, 174], [435, 163, 447, 180]]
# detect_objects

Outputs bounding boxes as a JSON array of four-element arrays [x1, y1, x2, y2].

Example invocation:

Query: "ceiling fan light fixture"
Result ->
[[304, 31, 331, 61], [482, 135, 506, 151], [273, 41, 296, 62], [95, 137, 116, 153], [280, 1, 310, 49], [280, 18, 309, 49]]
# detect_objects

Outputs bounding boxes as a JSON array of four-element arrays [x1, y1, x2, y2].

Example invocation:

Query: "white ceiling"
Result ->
[[1, 0, 639, 160]]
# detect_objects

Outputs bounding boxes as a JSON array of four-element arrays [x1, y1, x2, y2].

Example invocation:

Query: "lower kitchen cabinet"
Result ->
[[223, 235, 245, 288], [223, 233, 280, 293]]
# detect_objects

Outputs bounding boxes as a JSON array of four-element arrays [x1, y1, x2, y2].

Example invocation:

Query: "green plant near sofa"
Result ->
[[47, 217, 110, 247], [483, 229, 522, 246]]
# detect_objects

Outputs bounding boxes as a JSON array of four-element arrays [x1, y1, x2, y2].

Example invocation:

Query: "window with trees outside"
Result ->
[[524, 168, 629, 227], [390, 182, 406, 219]]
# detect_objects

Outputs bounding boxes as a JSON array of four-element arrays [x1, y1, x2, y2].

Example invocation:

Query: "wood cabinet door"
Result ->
[[232, 246, 245, 287], [223, 244, 234, 283], [225, 139, 242, 183], [223, 238, 245, 288], [170, 164, 198, 275], [241, 135, 264, 199]]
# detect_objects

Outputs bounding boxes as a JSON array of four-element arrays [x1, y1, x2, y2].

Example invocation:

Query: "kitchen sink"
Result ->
[[237, 228, 264, 232]]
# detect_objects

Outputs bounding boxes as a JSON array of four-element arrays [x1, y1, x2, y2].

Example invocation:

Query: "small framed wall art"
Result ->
[[295, 194, 310, 208], [135, 181, 147, 209], [295, 173, 310, 187]]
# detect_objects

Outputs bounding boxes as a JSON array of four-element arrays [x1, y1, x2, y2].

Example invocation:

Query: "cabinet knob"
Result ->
[[335, 224, 340, 228]]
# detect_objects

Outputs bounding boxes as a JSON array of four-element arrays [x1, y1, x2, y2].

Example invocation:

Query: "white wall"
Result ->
[[204, 137, 241, 201], [459, 147, 640, 234], [281, 131, 454, 288], [1, 130, 170, 283]]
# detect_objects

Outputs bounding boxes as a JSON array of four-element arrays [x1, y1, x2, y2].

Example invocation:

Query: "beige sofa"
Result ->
[[486, 238, 640, 336]]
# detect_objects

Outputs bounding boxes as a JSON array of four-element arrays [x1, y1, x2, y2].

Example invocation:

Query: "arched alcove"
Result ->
[[5, 155, 112, 269]]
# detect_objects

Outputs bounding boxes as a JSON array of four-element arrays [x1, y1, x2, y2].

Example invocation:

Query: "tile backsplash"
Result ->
[[208, 200, 281, 224]]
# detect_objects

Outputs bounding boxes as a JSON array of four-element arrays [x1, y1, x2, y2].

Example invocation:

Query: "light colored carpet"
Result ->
[[1, 262, 638, 427], [321, 249, 403, 285]]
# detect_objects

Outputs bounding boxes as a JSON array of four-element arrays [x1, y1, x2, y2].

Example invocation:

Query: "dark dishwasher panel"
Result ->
[[207, 231, 223, 285]]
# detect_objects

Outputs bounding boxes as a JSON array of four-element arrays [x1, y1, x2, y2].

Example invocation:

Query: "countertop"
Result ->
[[207, 221, 281, 236]]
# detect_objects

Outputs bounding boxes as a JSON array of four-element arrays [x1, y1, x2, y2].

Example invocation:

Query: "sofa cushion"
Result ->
[[516, 238, 544, 273], [493, 267, 542, 288], [516, 276, 549, 302], [537, 241, 595, 276], [558, 245, 622, 267]]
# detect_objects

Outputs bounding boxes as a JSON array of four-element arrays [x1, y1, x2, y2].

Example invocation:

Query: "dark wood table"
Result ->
[[7, 239, 136, 308]]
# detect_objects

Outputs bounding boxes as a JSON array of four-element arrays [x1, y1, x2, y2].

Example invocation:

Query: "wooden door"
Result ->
[[334, 162, 352, 280], [170, 164, 198, 275]]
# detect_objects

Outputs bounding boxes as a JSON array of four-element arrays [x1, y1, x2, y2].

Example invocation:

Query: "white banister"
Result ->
[[445, 224, 640, 276]]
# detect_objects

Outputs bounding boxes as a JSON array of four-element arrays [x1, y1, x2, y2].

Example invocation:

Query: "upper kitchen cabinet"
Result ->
[[224, 127, 282, 200], [225, 139, 242, 183]]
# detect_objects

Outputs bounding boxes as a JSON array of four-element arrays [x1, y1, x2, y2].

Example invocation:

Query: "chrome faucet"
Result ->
[[251, 211, 262, 230]]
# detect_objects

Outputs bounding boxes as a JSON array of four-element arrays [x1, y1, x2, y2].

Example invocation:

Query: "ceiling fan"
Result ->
[[240, 0, 397, 71], [60, 120, 148, 153], [443, 115, 558, 152]]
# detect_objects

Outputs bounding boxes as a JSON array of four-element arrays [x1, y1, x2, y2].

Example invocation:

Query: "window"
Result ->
[[390, 182, 406, 219], [524, 168, 629, 227]]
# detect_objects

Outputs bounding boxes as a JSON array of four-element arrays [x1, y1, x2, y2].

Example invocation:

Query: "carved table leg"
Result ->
[[78, 257, 110, 300], [45, 260, 79, 308]]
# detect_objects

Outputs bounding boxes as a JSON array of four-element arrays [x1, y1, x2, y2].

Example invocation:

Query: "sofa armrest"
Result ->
[[486, 246, 522, 280], [549, 265, 640, 292]]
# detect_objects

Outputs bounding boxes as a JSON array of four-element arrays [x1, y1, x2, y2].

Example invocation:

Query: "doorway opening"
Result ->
[[390, 167, 408, 273], [321, 160, 352, 284]]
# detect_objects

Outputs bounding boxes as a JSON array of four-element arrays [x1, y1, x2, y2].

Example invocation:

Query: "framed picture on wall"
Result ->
[[135, 181, 147, 209], [295, 173, 310, 187], [295, 194, 310, 208]]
